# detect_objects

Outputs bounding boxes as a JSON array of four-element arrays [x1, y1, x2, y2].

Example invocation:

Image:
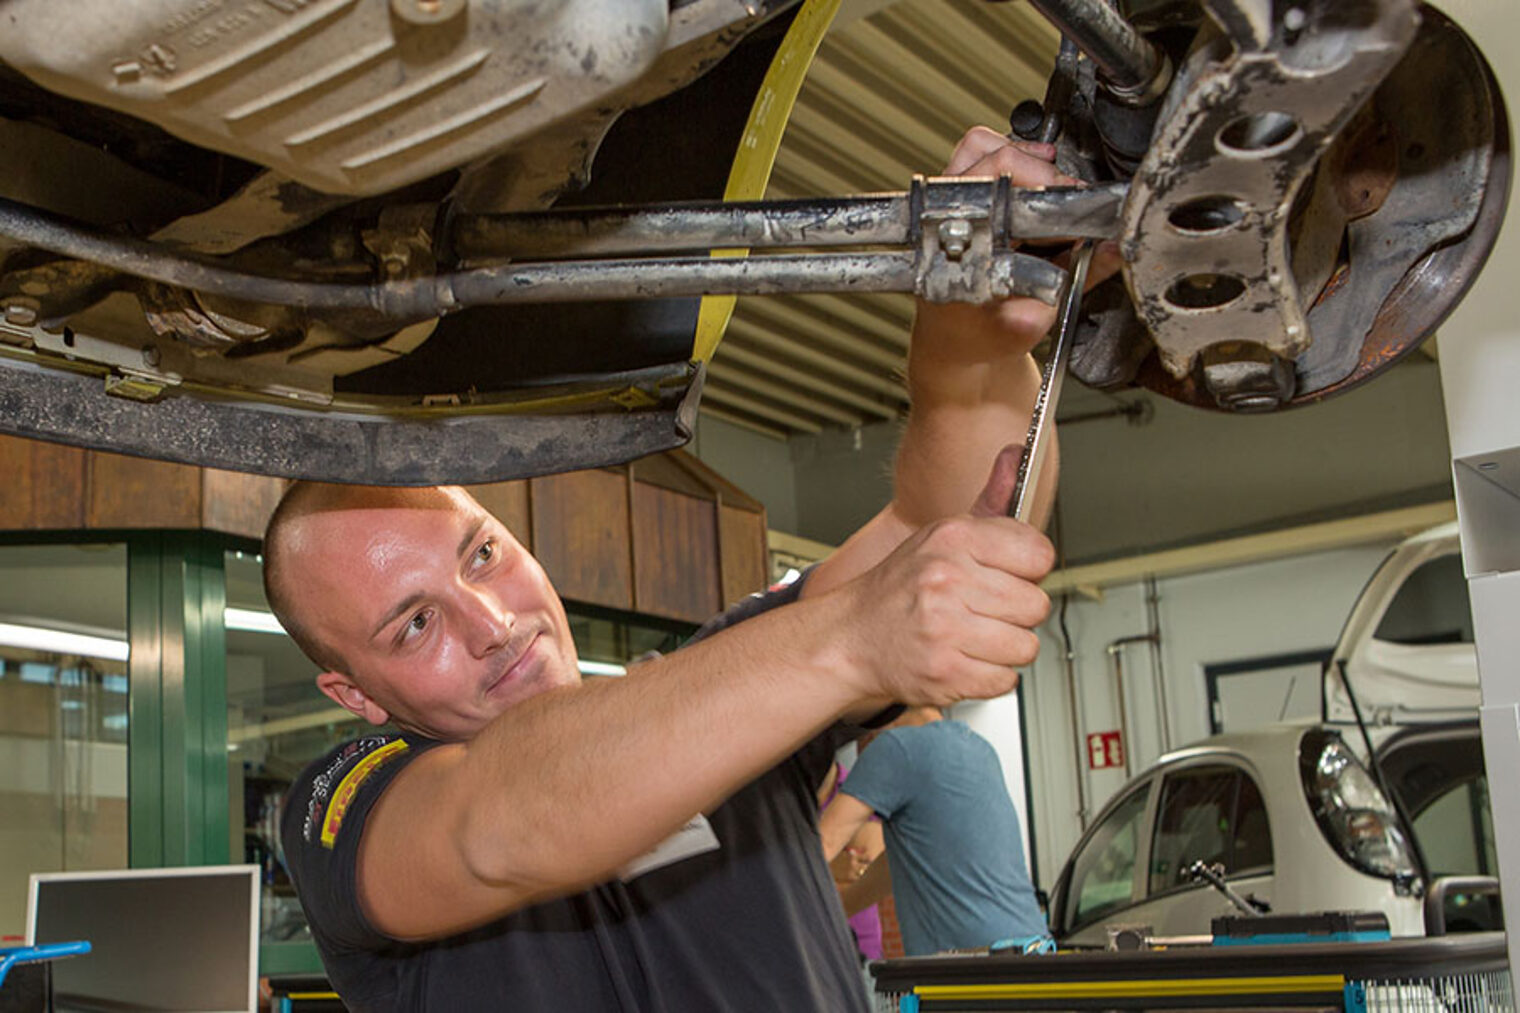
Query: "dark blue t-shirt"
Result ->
[[841, 719, 1047, 955], [280, 574, 884, 1011]]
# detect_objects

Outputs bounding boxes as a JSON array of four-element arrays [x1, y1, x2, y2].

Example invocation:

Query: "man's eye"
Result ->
[[405, 611, 430, 637], [474, 540, 496, 564]]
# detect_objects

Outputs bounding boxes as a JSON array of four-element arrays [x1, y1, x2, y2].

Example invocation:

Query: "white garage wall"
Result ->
[[689, 414, 802, 534], [1055, 361, 1453, 564], [1019, 538, 1401, 889]]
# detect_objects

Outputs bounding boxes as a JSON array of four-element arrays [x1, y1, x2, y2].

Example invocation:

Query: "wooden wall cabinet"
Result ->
[[0, 434, 769, 624]]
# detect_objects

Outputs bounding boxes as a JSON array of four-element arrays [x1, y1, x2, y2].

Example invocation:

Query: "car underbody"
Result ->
[[0, 0, 1507, 483]]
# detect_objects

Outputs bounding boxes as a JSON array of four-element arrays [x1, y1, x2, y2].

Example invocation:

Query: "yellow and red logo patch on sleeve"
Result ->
[[320, 739, 409, 848]]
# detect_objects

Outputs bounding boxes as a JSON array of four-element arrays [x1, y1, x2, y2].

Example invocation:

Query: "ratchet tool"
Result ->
[[1006, 239, 1094, 523]]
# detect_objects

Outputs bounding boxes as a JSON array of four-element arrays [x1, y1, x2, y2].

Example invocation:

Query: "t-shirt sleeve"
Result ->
[[680, 566, 902, 789], [837, 731, 915, 819], [683, 567, 809, 646], [279, 734, 428, 950]]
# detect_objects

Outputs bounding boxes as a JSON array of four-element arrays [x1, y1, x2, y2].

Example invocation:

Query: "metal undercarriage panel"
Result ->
[[0, 0, 671, 198], [0, 0, 1506, 482]]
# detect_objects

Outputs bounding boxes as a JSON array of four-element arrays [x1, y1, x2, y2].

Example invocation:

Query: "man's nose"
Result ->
[[461, 585, 514, 655]]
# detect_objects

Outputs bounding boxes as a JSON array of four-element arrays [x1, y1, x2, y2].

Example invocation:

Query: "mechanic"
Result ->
[[819, 706, 1051, 957], [269, 127, 1103, 1012]]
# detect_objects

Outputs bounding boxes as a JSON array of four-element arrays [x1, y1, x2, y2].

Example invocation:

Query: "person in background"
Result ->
[[819, 706, 1051, 957], [818, 762, 886, 963]]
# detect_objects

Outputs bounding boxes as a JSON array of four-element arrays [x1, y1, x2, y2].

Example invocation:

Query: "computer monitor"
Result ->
[[25, 864, 259, 1013]]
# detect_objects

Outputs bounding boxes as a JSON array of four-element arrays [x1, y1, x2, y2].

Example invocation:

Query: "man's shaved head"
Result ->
[[263, 482, 463, 673], [263, 480, 577, 739]]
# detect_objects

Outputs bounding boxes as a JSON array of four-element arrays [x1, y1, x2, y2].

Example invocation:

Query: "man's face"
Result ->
[[288, 487, 580, 741]]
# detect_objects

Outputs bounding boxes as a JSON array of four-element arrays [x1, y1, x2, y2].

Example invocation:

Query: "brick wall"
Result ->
[[878, 893, 904, 959]]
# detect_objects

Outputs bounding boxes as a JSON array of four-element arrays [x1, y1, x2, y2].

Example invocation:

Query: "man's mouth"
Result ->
[[486, 631, 541, 697]]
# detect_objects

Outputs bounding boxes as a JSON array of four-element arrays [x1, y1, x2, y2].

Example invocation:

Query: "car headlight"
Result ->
[[1301, 733, 1418, 880]]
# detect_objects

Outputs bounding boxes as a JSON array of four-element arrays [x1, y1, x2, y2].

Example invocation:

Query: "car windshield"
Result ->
[[1148, 766, 1272, 896]]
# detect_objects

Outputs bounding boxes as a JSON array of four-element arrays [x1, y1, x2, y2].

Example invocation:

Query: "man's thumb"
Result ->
[[970, 444, 1027, 518]]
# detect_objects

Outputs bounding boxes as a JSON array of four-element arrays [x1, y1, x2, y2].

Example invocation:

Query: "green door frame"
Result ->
[[2, 528, 325, 973], [127, 531, 231, 868], [127, 531, 326, 974]]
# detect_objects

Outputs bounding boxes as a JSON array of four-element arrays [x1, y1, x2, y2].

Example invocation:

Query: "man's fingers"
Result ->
[[958, 621, 1043, 670], [847, 513, 1055, 705], [945, 126, 1053, 175], [945, 591, 1051, 650], [964, 147, 1073, 189], [970, 443, 1027, 519], [945, 127, 1070, 188], [909, 513, 1055, 580], [940, 653, 1031, 702], [1088, 240, 1124, 290], [960, 570, 1053, 629], [874, 602, 1039, 707], [1047, 239, 1124, 292]]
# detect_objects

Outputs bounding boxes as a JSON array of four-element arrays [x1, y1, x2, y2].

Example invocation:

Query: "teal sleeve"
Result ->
[[838, 731, 913, 819]]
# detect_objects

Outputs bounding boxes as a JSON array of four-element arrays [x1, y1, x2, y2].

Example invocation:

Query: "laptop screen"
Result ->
[[26, 864, 259, 1013]]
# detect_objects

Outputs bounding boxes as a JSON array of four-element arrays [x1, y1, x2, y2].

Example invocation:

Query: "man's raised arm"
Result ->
[[807, 126, 1118, 600]]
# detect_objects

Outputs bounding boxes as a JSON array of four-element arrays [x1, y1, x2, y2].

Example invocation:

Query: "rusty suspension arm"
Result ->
[[452, 178, 1125, 260], [0, 179, 1125, 321]]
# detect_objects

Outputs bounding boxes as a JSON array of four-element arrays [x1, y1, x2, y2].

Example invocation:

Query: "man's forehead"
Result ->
[[288, 488, 486, 616], [296, 485, 479, 531], [284, 487, 491, 577]]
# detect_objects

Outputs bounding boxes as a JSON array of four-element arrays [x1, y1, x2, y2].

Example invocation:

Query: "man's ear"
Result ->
[[316, 671, 392, 726]]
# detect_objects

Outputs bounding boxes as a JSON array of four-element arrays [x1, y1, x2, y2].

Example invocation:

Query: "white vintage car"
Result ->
[[1047, 524, 1498, 946]]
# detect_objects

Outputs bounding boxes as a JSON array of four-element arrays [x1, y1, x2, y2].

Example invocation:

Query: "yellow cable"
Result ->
[[691, 0, 842, 364]]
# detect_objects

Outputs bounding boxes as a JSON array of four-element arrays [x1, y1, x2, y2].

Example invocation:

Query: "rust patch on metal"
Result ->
[[1312, 262, 1353, 309], [1328, 104, 1400, 220]]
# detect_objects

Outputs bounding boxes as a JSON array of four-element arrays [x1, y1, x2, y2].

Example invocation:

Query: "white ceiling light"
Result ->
[[224, 607, 288, 635], [0, 622, 129, 662], [577, 660, 628, 677]]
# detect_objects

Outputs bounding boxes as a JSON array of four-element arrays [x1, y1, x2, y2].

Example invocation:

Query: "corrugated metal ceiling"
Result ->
[[701, 1, 1061, 439]]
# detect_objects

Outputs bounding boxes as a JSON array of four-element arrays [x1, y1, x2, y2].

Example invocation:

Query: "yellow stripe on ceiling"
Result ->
[[692, 0, 842, 364]]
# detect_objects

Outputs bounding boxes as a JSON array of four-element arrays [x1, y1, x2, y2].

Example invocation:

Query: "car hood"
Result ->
[[1325, 522, 1479, 725]]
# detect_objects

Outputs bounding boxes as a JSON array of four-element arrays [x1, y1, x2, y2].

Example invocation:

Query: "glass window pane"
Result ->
[[566, 608, 692, 673], [1232, 774, 1273, 872], [1413, 777, 1488, 877], [224, 549, 363, 950], [1372, 554, 1473, 645], [1477, 777, 1495, 876], [1148, 767, 1237, 894], [1413, 776, 1500, 932], [1068, 786, 1149, 930], [0, 542, 129, 939]]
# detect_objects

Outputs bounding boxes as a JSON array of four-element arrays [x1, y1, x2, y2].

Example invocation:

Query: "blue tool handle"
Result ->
[[0, 941, 91, 990]]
